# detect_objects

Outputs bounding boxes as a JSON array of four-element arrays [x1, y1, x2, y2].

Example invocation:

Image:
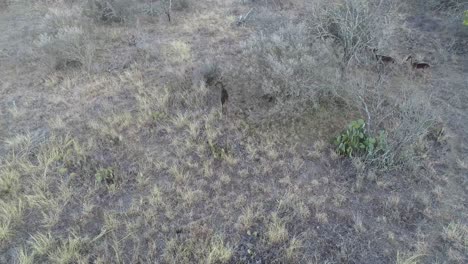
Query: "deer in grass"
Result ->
[[370, 48, 396, 64], [405, 55, 430, 69], [216, 81, 228, 115]]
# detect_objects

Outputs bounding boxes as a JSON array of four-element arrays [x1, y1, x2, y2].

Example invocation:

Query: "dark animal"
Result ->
[[261, 94, 275, 103], [370, 48, 395, 63], [166, 11, 171, 22], [221, 86, 228, 106], [216, 82, 228, 105], [405, 55, 430, 69], [127, 34, 137, 46], [216, 81, 228, 115], [375, 54, 395, 63]]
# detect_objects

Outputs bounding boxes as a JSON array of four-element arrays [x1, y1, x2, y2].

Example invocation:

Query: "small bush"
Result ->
[[84, 0, 137, 23], [35, 5, 95, 71], [95, 167, 114, 184], [197, 61, 221, 86], [36, 27, 95, 71], [335, 119, 386, 157]]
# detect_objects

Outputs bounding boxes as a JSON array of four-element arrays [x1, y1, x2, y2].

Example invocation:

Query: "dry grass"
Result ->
[[0, 0, 467, 263]]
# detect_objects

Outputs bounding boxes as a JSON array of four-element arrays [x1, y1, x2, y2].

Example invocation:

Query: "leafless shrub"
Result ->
[[335, 74, 436, 169], [386, 94, 435, 166], [309, 0, 395, 70]]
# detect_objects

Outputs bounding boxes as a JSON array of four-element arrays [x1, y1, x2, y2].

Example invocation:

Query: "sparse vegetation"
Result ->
[[0, 0, 467, 263]]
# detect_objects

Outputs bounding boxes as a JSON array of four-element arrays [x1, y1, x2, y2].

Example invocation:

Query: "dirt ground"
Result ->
[[0, 0, 467, 263]]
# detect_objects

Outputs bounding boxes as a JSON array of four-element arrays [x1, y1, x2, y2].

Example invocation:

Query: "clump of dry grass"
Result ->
[[34, 3, 96, 71], [0, 0, 466, 263], [410, 0, 466, 13], [84, 0, 137, 23]]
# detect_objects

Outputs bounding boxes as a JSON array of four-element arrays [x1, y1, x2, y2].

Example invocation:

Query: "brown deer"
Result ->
[[405, 55, 430, 69], [376, 54, 395, 63], [370, 48, 395, 63], [216, 81, 228, 115]]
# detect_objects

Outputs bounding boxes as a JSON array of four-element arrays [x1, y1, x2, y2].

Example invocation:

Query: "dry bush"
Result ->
[[84, 0, 138, 23], [409, 0, 466, 13], [236, 22, 340, 119], [309, 0, 395, 69], [34, 4, 96, 71], [385, 95, 435, 167]]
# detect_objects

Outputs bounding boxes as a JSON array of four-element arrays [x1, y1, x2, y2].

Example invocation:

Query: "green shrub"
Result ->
[[464, 10, 468, 26], [95, 167, 114, 184], [335, 119, 386, 158], [208, 140, 227, 160]]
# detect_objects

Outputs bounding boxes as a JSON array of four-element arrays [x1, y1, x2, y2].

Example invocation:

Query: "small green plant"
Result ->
[[335, 119, 386, 157], [95, 167, 114, 184], [208, 140, 227, 160]]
